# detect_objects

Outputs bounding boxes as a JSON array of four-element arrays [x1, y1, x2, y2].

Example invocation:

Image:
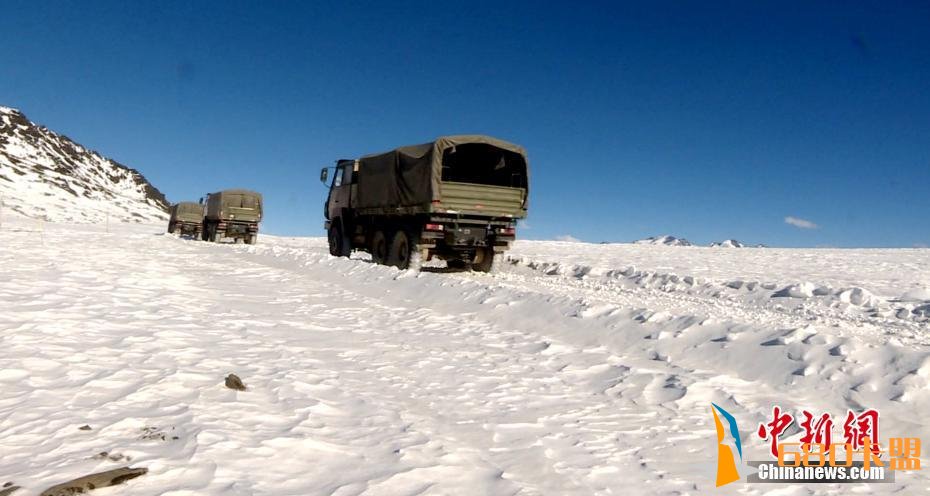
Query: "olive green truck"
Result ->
[[321, 135, 528, 271], [167, 201, 204, 237], [201, 189, 263, 244]]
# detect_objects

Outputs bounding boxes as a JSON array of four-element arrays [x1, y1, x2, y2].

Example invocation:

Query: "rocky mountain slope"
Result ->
[[0, 106, 168, 223]]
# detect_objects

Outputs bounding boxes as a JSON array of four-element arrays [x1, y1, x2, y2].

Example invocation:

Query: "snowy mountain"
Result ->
[[0, 106, 168, 223], [710, 239, 744, 248], [634, 234, 692, 246]]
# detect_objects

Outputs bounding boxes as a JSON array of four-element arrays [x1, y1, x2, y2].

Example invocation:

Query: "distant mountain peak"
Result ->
[[635, 235, 693, 246], [710, 239, 744, 248], [0, 105, 168, 223]]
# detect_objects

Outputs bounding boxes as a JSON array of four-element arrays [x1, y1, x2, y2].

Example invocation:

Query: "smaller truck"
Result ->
[[167, 201, 204, 237], [201, 189, 263, 244]]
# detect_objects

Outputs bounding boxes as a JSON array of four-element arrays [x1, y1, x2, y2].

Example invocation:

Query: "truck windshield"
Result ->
[[441, 143, 527, 189]]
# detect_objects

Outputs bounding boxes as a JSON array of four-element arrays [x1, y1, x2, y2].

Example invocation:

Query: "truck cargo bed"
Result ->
[[433, 181, 526, 218]]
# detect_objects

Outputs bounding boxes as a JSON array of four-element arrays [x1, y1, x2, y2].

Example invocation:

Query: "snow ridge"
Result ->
[[0, 105, 168, 223]]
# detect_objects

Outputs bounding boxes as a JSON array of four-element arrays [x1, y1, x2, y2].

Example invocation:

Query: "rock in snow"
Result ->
[[225, 373, 247, 391], [710, 239, 744, 248], [0, 106, 168, 223], [38, 467, 147, 496]]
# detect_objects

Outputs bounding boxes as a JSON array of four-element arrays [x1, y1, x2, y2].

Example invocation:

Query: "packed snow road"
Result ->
[[1, 219, 928, 495]]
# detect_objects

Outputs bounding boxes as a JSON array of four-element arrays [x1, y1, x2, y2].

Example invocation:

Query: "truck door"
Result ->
[[327, 162, 353, 220]]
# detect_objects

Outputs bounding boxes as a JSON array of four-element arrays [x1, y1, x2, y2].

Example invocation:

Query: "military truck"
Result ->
[[167, 201, 204, 237], [321, 135, 528, 271], [201, 189, 263, 244]]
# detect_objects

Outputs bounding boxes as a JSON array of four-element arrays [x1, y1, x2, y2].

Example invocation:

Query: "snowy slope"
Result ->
[[0, 106, 168, 223], [1, 217, 928, 495], [508, 240, 930, 323]]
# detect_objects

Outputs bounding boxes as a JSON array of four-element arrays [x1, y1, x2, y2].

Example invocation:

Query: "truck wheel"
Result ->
[[215, 230, 226, 243], [245, 234, 257, 245], [472, 248, 495, 273], [328, 224, 350, 257], [388, 230, 418, 269], [371, 230, 389, 264]]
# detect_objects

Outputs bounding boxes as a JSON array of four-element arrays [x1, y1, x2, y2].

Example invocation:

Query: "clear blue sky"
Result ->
[[3, 1, 928, 247]]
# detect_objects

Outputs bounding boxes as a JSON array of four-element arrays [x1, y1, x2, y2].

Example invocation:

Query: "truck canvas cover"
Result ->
[[205, 189, 263, 222], [171, 202, 203, 222], [355, 135, 529, 210]]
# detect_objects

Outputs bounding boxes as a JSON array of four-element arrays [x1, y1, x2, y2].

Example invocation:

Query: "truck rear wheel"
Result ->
[[472, 248, 495, 273], [371, 230, 389, 264], [245, 234, 257, 245], [388, 230, 419, 270], [328, 224, 350, 257]]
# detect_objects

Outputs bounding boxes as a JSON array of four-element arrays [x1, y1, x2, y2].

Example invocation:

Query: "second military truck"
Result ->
[[167, 201, 204, 237], [201, 189, 263, 244], [322, 135, 529, 271]]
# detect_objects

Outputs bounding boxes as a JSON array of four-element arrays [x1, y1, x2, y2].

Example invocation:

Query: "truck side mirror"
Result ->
[[320, 168, 329, 184]]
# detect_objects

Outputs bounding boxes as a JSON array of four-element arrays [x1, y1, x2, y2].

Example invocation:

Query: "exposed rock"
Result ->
[[78, 425, 92, 431], [225, 373, 247, 391], [39, 467, 147, 496], [0, 482, 20, 496], [140, 426, 178, 441]]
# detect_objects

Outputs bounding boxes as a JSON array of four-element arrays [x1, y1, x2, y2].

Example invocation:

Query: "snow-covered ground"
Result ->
[[1, 216, 928, 495]]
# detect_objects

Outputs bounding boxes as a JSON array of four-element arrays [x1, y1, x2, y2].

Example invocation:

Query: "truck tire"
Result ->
[[388, 230, 418, 269], [371, 230, 389, 264], [328, 224, 350, 257], [215, 230, 225, 243], [472, 248, 495, 273], [245, 234, 257, 245]]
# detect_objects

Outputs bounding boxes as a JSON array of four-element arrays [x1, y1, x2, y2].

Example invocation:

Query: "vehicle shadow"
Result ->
[[420, 266, 470, 274]]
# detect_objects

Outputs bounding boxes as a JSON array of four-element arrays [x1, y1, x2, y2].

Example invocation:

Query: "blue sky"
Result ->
[[2, 1, 928, 247]]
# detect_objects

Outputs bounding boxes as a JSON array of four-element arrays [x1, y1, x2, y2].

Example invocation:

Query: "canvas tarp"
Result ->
[[354, 135, 528, 210]]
